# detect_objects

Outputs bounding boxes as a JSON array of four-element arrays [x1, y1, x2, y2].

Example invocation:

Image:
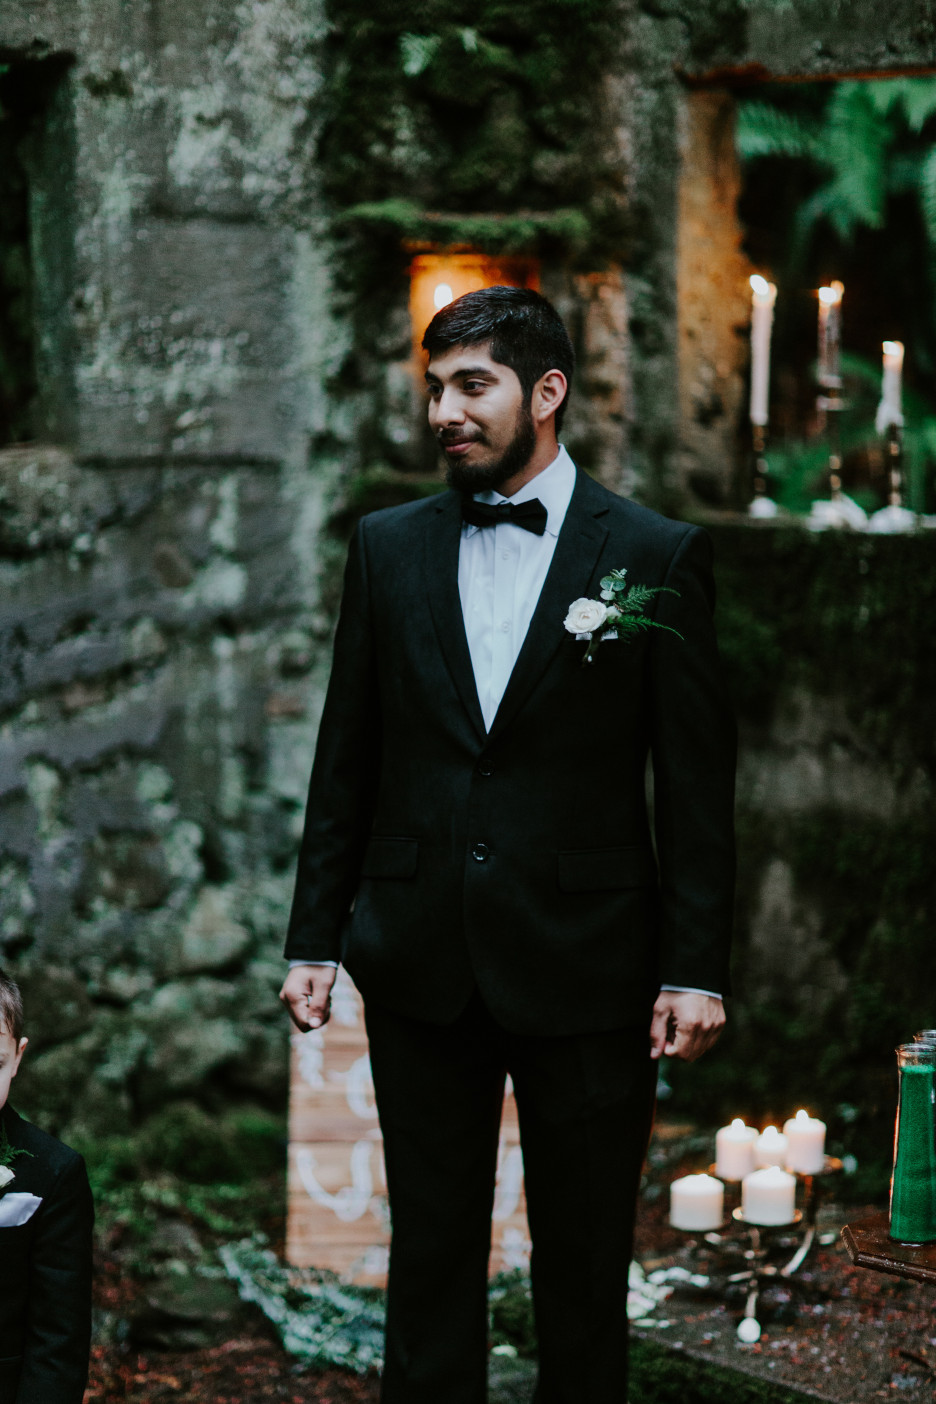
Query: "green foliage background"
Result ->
[[319, 0, 629, 296], [737, 77, 936, 510]]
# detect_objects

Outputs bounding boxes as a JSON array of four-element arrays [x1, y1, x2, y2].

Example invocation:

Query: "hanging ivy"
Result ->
[[318, 0, 630, 289]]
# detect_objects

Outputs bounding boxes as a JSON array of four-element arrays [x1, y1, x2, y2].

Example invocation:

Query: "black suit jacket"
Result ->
[[285, 469, 736, 1035], [0, 1105, 93, 1404]]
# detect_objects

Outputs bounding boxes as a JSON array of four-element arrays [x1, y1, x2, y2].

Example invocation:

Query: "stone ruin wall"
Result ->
[[0, 0, 934, 1145]]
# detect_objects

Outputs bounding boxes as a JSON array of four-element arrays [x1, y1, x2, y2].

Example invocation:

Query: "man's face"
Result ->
[[426, 344, 536, 493], [0, 1028, 26, 1111]]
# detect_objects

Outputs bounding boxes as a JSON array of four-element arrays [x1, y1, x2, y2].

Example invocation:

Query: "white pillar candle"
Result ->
[[754, 1125, 788, 1169], [749, 275, 777, 427], [783, 1109, 827, 1174], [875, 340, 904, 435], [741, 1166, 797, 1226], [817, 282, 844, 387], [715, 1118, 758, 1180], [670, 1173, 725, 1231]]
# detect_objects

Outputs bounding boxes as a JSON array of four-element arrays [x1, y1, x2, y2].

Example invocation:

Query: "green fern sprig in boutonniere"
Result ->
[[564, 568, 684, 666], [0, 1122, 34, 1190]]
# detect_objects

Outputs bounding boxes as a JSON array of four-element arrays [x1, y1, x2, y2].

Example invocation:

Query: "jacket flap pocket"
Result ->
[[558, 845, 656, 893], [362, 836, 418, 880]]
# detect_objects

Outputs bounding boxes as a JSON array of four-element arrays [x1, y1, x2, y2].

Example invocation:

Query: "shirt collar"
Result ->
[[468, 445, 576, 539]]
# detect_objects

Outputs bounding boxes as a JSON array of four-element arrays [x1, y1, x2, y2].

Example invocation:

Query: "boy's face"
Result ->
[[0, 1028, 27, 1111]]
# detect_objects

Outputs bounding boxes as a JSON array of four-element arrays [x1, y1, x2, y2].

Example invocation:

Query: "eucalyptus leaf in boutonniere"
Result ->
[[564, 568, 683, 666], [0, 1123, 33, 1192]]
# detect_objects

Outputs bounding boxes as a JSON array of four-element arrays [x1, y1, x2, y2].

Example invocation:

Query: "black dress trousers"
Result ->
[[365, 992, 658, 1404]]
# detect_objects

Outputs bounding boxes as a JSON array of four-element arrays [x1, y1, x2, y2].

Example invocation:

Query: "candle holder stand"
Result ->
[[885, 423, 904, 508], [747, 424, 778, 517], [675, 1157, 843, 1342], [816, 387, 844, 500]]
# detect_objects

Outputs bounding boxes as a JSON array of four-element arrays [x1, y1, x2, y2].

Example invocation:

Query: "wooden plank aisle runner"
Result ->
[[287, 968, 531, 1285]]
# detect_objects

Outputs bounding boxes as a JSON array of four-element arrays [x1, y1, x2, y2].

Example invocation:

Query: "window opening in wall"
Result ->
[[0, 53, 74, 448], [408, 252, 540, 358], [735, 76, 936, 518]]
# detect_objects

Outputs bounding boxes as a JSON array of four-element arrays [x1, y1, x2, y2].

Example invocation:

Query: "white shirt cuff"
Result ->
[[288, 959, 338, 968], [660, 984, 722, 999]]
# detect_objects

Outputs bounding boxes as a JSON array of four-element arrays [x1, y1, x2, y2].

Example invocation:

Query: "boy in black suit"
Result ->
[[0, 971, 93, 1404]]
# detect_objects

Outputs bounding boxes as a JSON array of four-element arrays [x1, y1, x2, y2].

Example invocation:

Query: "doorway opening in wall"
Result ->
[[680, 76, 936, 518], [408, 252, 540, 359], [0, 52, 74, 448]]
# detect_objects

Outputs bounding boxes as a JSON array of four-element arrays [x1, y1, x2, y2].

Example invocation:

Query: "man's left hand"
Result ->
[[649, 991, 725, 1062]]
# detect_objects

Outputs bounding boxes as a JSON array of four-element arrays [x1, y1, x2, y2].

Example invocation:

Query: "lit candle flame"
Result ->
[[818, 282, 844, 306], [433, 283, 454, 310], [730, 1118, 746, 1130], [883, 340, 903, 358], [750, 274, 770, 297], [794, 1109, 811, 1123]]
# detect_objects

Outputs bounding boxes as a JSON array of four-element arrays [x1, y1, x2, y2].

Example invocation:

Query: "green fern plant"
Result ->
[[737, 78, 936, 248]]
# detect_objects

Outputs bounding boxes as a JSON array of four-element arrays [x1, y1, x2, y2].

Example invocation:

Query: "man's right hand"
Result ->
[[279, 964, 337, 1032]]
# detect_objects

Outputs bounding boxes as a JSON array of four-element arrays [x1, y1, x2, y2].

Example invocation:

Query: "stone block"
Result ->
[[127, 1273, 248, 1352], [0, 0, 78, 53], [0, 446, 125, 554], [77, 832, 172, 912], [180, 885, 252, 973], [14, 964, 94, 1050], [75, 219, 301, 461]]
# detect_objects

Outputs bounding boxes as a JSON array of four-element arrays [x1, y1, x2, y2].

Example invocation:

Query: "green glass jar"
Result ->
[[890, 1043, 936, 1244]]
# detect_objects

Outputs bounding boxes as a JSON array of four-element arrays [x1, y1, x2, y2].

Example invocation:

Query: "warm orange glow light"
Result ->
[[409, 253, 540, 357]]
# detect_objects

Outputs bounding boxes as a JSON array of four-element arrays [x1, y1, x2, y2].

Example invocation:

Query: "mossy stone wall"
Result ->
[[0, 0, 935, 1180], [666, 522, 936, 1193]]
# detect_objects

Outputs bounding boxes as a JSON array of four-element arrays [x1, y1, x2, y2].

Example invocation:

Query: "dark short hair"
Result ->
[[0, 970, 23, 1042], [422, 285, 575, 430]]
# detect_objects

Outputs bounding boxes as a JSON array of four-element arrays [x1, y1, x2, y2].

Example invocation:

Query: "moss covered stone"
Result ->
[[662, 523, 936, 1197]]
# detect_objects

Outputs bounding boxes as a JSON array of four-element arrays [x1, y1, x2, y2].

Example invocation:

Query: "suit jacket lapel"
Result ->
[[424, 492, 487, 743], [488, 470, 610, 741]]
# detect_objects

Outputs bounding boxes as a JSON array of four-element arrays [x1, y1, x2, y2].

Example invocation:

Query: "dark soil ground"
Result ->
[[83, 1123, 936, 1403]]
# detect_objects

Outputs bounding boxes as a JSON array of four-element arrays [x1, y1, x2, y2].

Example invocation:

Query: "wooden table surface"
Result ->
[[842, 1212, 936, 1284]]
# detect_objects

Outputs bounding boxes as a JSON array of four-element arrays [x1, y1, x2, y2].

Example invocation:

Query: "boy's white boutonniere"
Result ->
[[0, 1124, 32, 1192], [564, 568, 683, 665]]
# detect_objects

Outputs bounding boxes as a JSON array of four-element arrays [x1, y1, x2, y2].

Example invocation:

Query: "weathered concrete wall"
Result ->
[[0, 0, 344, 1135], [0, 444, 332, 1133]]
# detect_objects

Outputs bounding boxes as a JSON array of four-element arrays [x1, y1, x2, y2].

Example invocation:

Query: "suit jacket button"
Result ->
[[478, 760, 494, 777], [471, 843, 490, 862]]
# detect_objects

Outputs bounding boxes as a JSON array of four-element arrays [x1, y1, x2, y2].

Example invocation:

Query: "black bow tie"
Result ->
[[461, 497, 548, 536]]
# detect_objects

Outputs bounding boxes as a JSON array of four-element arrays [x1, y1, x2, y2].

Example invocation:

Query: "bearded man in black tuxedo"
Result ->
[[281, 286, 735, 1403]]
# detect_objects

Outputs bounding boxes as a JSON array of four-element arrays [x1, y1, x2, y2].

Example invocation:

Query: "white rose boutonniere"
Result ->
[[0, 1123, 33, 1188], [564, 567, 684, 665], [564, 598, 609, 636]]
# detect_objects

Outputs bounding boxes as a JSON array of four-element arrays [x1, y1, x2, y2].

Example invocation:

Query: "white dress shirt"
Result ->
[[290, 443, 720, 999], [459, 446, 575, 731]]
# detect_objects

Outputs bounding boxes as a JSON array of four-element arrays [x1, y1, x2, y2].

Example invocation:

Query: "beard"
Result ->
[[441, 402, 536, 494]]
